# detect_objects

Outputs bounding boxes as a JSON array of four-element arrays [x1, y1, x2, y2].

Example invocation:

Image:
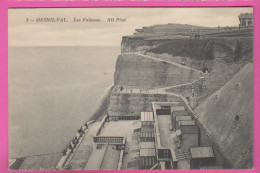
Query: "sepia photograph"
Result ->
[[8, 7, 253, 170]]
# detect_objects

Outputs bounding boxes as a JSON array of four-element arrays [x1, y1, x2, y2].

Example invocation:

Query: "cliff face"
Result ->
[[140, 38, 252, 101], [195, 63, 253, 169], [122, 23, 252, 55], [111, 23, 253, 169], [121, 23, 214, 53], [114, 54, 203, 89], [121, 36, 172, 53], [148, 39, 216, 61]]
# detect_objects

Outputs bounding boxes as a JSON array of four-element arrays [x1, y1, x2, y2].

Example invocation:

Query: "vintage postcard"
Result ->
[[8, 7, 253, 170]]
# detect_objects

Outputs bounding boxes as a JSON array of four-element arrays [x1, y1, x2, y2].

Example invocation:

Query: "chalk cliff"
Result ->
[[111, 23, 253, 169], [120, 24, 253, 103], [114, 53, 203, 89]]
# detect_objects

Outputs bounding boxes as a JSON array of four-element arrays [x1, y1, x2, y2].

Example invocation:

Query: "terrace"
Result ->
[[87, 118, 141, 170]]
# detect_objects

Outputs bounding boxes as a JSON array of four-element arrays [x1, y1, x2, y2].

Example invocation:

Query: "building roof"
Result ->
[[180, 125, 199, 134], [152, 102, 179, 106], [172, 106, 186, 112], [239, 13, 253, 19], [141, 131, 155, 138], [178, 120, 196, 126], [140, 142, 155, 149], [141, 126, 154, 133], [176, 116, 192, 121], [141, 112, 154, 122], [140, 148, 156, 157], [190, 146, 214, 159]]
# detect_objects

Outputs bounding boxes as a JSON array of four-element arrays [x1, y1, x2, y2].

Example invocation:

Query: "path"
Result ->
[[122, 52, 204, 74], [68, 121, 102, 170], [157, 115, 172, 147]]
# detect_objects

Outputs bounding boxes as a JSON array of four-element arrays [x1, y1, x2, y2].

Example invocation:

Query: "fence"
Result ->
[[108, 115, 140, 121], [112, 85, 155, 94], [117, 148, 125, 170], [93, 136, 125, 144]]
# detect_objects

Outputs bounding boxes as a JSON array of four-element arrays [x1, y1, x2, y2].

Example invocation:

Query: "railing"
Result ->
[[93, 136, 125, 144], [108, 115, 140, 121], [152, 103, 161, 161], [116, 137, 127, 170], [117, 149, 125, 170], [175, 150, 192, 161], [112, 85, 157, 94], [95, 115, 109, 136]]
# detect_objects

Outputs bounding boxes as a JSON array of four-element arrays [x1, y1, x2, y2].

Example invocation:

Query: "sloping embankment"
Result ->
[[195, 63, 253, 169]]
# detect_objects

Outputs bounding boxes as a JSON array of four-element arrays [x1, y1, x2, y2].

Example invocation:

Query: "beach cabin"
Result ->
[[175, 116, 192, 129], [140, 125, 155, 142], [172, 109, 190, 131], [177, 120, 196, 129], [190, 146, 215, 169], [179, 125, 199, 151], [141, 112, 154, 126], [140, 112, 155, 142], [157, 148, 178, 169], [172, 106, 188, 116], [154, 102, 179, 116], [139, 148, 157, 169], [139, 139, 156, 169]]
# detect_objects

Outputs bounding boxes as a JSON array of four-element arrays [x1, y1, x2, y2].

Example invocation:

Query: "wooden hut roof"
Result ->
[[141, 112, 154, 122], [190, 146, 214, 159]]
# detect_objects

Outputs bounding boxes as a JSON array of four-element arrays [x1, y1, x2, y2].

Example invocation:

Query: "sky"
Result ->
[[8, 7, 253, 46]]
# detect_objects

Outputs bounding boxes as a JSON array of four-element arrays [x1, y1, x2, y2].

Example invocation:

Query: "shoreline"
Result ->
[[89, 84, 114, 122]]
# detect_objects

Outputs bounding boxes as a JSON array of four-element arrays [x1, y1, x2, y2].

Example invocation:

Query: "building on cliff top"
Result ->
[[238, 13, 253, 28]]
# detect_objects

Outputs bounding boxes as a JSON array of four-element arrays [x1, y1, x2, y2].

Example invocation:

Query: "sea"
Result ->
[[8, 46, 120, 158]]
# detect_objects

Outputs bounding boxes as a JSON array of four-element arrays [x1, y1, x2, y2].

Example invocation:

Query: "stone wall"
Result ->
[[108, 92, 179, 117]]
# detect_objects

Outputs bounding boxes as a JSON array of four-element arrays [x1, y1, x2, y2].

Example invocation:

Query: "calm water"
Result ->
[[8, 46, 120, 158]]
